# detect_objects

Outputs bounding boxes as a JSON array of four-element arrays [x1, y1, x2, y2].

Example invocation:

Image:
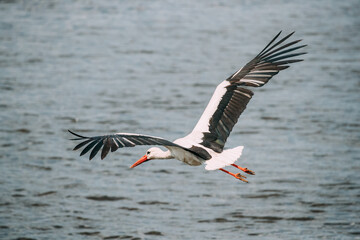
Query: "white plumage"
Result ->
[[205, 146, 244, 171]]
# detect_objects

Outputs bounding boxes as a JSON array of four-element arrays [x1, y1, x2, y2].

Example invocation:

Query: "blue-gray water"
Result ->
[[1, 1, 359, 239]]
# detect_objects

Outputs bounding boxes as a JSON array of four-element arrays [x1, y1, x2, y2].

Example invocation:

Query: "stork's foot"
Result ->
[[219, 168, 249, 183], [242, 168, 255, 175], [231, 164, 255, 175], [234, 173, 248, 183]]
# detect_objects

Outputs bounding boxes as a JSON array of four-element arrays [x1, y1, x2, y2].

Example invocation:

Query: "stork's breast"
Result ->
[[168, 146, 204, 166]]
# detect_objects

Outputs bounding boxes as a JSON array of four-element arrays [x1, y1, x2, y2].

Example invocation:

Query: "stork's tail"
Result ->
[[205, 146, 244, 170]]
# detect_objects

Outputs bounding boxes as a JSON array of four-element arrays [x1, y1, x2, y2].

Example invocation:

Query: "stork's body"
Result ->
[[69, 31, 306, 182]]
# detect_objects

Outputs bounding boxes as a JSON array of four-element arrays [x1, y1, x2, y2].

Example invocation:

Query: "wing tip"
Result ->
[[68, 129, 89, 140]]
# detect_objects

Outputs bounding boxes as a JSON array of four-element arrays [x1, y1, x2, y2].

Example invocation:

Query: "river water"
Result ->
[[1, 0, 359, 239]]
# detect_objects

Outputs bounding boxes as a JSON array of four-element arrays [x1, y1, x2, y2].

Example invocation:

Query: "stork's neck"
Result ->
[[155, 150, 173, 159]]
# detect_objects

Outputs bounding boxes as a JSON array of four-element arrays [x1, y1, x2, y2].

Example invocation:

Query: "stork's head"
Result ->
[[130, 147, 163, 168]]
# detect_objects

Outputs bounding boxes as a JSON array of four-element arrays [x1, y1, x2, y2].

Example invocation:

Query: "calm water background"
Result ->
[[1, 0, 359, 239]]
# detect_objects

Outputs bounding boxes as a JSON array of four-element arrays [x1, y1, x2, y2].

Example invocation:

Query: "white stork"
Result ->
[[69, 31, 306, 182]]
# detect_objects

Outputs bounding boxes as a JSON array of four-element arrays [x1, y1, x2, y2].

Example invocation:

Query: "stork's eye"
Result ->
[[146, 151, 150, 155]]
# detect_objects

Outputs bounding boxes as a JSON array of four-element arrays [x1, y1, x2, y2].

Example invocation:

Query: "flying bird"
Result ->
[[69, 31, 306, 182]]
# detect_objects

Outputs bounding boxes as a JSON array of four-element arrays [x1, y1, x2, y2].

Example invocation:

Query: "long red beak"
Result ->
[[130, 155, 148, 168]]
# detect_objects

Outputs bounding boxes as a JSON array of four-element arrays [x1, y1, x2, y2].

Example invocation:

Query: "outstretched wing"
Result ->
[[68, 130, 180, 160], [190, 31, 306, 153], [69, 130, 212, 161]]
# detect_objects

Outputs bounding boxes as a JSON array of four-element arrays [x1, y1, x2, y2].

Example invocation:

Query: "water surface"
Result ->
[[1, 0, 359, 239]]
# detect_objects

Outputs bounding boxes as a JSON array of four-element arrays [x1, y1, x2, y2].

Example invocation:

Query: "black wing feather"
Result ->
[[90, 140, 104, 160], [101, 138, 111, 159], [80, 139, 100, 157], [110, 138, 119, 152], [73, 139, 92, 151], [227, 31, 306, 87]]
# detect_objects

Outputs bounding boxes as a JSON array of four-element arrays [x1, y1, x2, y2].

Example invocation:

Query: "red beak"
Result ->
[[130, 155, 148, 168]]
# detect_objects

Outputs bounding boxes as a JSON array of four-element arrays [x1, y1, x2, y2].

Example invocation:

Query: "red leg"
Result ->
[[219, 168, 248, 183], [231, 164, 255, 175]]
